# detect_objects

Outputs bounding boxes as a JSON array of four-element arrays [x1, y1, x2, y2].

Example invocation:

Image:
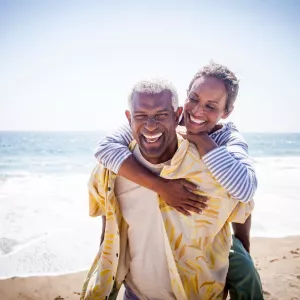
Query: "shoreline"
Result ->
[[1, 236, 299, 300]]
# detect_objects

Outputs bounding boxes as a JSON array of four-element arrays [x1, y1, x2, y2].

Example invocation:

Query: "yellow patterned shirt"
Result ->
[[81, 136, 254, 300]]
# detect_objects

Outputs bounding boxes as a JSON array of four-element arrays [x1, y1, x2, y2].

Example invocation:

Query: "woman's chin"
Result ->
[[185, 124, 208, 134]]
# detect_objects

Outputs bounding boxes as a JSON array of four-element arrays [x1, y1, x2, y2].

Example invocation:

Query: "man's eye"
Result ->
[[134, 115, 147, 120], [156, 113, 169, 120]]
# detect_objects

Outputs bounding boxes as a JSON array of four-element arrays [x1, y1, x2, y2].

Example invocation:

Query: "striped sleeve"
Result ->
[[202, 127, 257, 202], [94, 123, 134, 173]]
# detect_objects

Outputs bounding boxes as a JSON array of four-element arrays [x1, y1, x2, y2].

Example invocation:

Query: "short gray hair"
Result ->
[[128, 78, 179, 112]]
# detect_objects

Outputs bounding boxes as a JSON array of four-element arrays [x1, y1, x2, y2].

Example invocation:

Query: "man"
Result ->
[[81, 79, 262, 300]]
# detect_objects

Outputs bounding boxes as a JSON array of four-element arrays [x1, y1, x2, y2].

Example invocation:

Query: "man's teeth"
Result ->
[[190, 115, 206, 124], [143, 133, 162, 143]]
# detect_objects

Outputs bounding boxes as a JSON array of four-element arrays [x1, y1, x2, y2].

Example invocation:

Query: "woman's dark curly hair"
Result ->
[[188, 62, 239, 112]]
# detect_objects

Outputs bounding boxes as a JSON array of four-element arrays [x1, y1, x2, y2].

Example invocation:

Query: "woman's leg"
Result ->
[[226, 236, 264, 300]]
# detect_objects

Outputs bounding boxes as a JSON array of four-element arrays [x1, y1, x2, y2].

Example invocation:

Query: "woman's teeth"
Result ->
[[143, 133, 162, 143], [190, 115, 205, 125]]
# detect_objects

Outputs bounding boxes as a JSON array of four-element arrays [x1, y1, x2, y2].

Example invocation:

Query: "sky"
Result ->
[[0, 0, 299, 133]]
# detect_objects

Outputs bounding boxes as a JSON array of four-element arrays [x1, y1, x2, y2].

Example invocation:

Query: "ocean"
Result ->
[[1, 131, 300, 278]]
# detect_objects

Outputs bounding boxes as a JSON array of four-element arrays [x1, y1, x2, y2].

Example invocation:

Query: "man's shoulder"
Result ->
[[187, 142, 201, 160], [93, 162, 107, 173], [91, 163, 113, 183], [177, 135, 200, 158], [171, 137, 202, 168]]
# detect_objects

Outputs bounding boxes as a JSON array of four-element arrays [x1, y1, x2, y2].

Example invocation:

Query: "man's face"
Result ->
[[126, 91, 182, 164], [184, 76, 231, 134]]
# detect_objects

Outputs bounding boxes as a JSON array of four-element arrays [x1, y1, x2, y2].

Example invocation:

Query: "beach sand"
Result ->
[[0, 236, 299, 300]]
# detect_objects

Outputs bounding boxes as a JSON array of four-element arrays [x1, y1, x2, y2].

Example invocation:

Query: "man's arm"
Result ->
[[100, 216, 106, 246], [227, 200, 254, 253], [232, 215, 252, 253], [95, 124, 208, 215]]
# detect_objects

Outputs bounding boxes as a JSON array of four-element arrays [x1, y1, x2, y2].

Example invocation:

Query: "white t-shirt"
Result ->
[[115, 146, 175, 300]]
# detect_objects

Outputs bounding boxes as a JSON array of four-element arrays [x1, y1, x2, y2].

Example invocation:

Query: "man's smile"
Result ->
[[142, 133, 163, 143]]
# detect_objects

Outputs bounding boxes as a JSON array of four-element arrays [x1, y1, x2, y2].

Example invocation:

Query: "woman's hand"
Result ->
[[119, 155, 208, 216], [177, 126, 218, 156], [156, 178, 209, 216]]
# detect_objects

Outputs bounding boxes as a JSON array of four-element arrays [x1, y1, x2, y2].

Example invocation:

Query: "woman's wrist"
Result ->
[[194, 133, 218, 156], [151, 176, 168, 195]]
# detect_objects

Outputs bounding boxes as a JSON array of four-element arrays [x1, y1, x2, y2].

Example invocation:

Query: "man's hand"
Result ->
[[156, 178, 208, 216]]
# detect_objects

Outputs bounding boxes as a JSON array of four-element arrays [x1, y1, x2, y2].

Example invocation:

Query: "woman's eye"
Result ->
[[206, 104, 215, 110], [189, 97, 197, 103]]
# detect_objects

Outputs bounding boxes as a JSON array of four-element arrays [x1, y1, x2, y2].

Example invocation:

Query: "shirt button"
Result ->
[[113, 276, 115, 280], [108, 187, 111, 191], [116, 253, 118, 257]]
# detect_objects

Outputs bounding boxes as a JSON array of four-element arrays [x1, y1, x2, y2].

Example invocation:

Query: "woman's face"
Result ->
[[184, 76, 231, 134]]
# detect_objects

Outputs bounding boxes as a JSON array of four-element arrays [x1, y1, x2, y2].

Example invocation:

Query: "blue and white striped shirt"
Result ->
[[95, 122, 257, 202]]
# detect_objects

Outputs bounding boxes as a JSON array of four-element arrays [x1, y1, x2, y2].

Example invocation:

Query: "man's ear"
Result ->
[[222, 105, 234, 119], [175, 106, 183, 123], [125, 110, 132, 126]]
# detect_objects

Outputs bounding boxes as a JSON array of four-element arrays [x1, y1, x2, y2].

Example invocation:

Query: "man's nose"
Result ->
[[145, 117, 158, 131]]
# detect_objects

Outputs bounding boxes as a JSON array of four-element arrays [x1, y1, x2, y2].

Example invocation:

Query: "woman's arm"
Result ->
[[232, 215, 252, 253], [178, 127, 257, 203], [95, 124, 208, 215], [95, 124, 133, 173]]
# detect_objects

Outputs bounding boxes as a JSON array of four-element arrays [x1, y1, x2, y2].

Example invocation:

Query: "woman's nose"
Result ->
[[192, 103, 204, 116]]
